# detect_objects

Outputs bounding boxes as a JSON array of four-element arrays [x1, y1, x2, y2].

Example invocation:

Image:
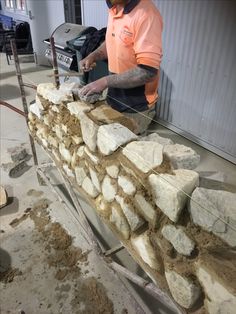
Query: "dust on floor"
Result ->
[[0, 195, 114, 314]]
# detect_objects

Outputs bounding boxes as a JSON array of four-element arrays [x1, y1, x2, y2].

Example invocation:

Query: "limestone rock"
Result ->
[[110, 204, 130, 239], [0, 186, 7, 209], [164, 144, 200, 170], [189, 187, 236, 247], [149, 169, 199, 222], [84, 147, 100, 165], [77, 145, 85, 158], [118, 175, 136, 195], [165, 271, 201, 309], [140, 133, 174, 145], [58, 143, 72, 164], [131, 232, 161, 271], [161, 225, 195, 256], [196, 251, 236, 314], [67, 101, 94, 118], [53, 125, 64, 140], [97, 123, 137, 156], [102, 176, 117, 202], [106, 165, 119, 179], [80, 114, 99, 152], [75, 167, 87, 186], [37, 83, 73, 104], [115, 195, 144, 232], [59, 82, 80, 93], [89, 168, 101, 192], [71, 136, 83, 145], [95, 195, 110, 217], [122, 141, 163, 173], [62, 164, 74, 178], [82, 177, 99, 198], [134, 194, 157, 225], [29, 101, 43, 119]]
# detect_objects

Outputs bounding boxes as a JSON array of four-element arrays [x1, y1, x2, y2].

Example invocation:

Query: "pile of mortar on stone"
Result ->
[[1, 197, 114, 314]]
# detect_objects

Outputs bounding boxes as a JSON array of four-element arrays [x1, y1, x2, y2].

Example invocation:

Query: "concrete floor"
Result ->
[[0, 52, 236, 314]]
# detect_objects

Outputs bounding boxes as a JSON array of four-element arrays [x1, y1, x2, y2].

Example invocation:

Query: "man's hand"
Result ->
[[79, 77, 108, 96], [79, 55, 96, 72]]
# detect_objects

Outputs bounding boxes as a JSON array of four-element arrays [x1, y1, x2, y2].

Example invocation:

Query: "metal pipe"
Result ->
[[0, 100, 26, 117], [49, 36, 60, 89], [23, 82, 37, 90], [10, 39, 40, 183]]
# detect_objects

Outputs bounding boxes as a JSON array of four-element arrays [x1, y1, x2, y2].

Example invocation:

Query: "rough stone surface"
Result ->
[[97, 123, 137, 156], [118, 175, 136, 195], [164, 144, 200, 170], [89, 168, 101, 192], [29, 101, 42, 119], [102, 176, 117, 202], [0, 186, 8, 209], [67, 101, 94, 118], [62, 164, 74, 178], [131, 232, 161, 271], [8, 146, 28, 163], [165, 271, 201, 309], [95, 195, 110, 217], [149, 169, 199, 222], [75, 167, 87, 186], [115, 196, 144, 232], [140, 133, 174, 146], [122, 141, 163, 173], [37, 83, 73, 104], [82, 177, 99, 198], [134, 194, 156, 224], [110, 205, 130, 239], [161, 225, 195, 256], [106, 165, 119, 179], [58, 143, 72, 164], [84, 147, 99, 165], [80, 114, 99, 152], [77, 145, 85, 158], [197, 263, 236, 314], [189, 187, 236, 247]]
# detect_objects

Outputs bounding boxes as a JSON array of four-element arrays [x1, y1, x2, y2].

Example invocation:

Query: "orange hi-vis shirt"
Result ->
[[106, 0, 163, 113]]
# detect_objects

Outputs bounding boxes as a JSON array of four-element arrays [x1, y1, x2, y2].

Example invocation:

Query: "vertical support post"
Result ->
[[50, 36, 60, 89], [10, 39, 41, 183]]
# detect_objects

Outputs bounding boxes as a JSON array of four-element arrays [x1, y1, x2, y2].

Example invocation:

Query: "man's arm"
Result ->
[[79, 65, 157, 96], [79, 41, 107, 71]]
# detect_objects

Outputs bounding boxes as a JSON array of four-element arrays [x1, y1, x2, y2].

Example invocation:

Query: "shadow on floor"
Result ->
[[0, 84, 30, 101], [0, 65, 51, 81], [0, 248, 11, 273]]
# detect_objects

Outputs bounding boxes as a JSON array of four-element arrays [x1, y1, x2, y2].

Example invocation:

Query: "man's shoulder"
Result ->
[[135, 0, 161, 17]]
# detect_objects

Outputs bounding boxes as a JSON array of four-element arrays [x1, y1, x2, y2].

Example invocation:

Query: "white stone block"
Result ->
[[82, 177, 99, 198], [115, 196, 144, 231], [165, 271, 201, 309], [67, 101, 94, 118], [97, 123, 137, 155], [102, 176, 117, 202], [95, 195, 110, 217], [80, 114, 99, 152], [197, 266, 236, 314], [122, 141, 163, 173], [89, 168, 101, 192], [84, 147, 100, 165], [149, 169, 199, 222], [106, 165, 119, 179], [140, 133, 174, 145], [189, 188, 236, 247], [37, 83, 73, 104], [29, 101, 42, 119], [77, 145, 85, 158], [164, 144, 200, 170], [72, 136, 83, 145], [75, 167, 87, 186], [59, 143, 72, 164], [131, 232, 160, 271], [53, 125, 64, 140], [62, 164, 74, 178], [134, 194, 156, 223], [161, 225, 195, 256], [110, 205, 130, 239], [118, 175, 136, 195]]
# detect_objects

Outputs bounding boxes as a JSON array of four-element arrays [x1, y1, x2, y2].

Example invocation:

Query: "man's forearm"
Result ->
[[106, 66, 157, 89], [90, 41, 107, 61]]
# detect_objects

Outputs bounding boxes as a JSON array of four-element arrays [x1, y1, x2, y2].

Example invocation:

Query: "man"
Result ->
[[79, 0, 163, 134]]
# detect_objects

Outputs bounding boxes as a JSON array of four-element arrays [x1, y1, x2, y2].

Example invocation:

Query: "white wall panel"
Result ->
[[81, 0, 108, 28]]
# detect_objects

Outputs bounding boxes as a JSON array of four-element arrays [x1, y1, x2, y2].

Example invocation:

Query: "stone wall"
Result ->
[[28, 82, 236, 313]]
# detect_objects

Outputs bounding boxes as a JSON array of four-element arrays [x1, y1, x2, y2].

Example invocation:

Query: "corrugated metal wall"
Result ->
[[81, 0, 236, 163], [155, 0, 236, 163]]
